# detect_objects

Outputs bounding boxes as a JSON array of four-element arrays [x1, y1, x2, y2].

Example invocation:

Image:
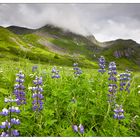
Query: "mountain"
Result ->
[[0, 24, 140, 70], [7, 26, 35, 34]]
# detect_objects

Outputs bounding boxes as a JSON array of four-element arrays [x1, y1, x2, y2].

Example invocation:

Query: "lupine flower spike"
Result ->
[[114, 104, 124, 120], [73, 63, 82, 76], [98, 56, 106, 74], [119, 70, 131, 93], [13, 71, 26, 105], [32, 76, 44, 111], [51, 66, 60, 78], [0, 97, 20, 137], [108, 62, 117, 104]]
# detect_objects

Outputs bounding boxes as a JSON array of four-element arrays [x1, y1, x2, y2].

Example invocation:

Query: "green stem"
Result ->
[[101, 102, 111, 128]]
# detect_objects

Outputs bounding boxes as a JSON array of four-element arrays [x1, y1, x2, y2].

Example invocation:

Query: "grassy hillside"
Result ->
[[99, 39, 140, 70], [0, 26, 97, 68], [0, 24, 140, 70]]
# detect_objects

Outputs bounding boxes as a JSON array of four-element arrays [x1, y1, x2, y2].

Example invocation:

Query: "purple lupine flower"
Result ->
[[0, 122, 7, 129], [72, 124, 84, 134], [1, 77, 21, 137], [52, 66, 57, 73], [79, 124, 84, 134], [4, 98, 19, 103], [32, 93, 43, 99], [0, 108, 9, 116], [13, 71, 26, 105], [52, 74, 60, 79], [0, 106, 20, 136], [55, 74, 60, 78], [0, 106, 20, 137], [0, 132, 9, 137], [51, 67, 61, 78], [73, 63, 78, 67], [0, 121, 11, 129], [73, 63, 82, 76], [114, 104, 125, 120], [108, 62, 117, 103], [72, 125, 78, 132], [0, 130, 19, 137], [12, 130, 19, 136], [9, 106, 20, 114], [8, 106, 15, 113], [31, 76, 44, 111], [98, 56, 106, 74], [32, 65, 38, 72], [119, 71, 131, 93], [33, 77, 43, 85], [11, 118, 20, 125]]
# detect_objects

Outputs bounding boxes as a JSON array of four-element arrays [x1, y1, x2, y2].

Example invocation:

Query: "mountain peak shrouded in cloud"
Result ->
[[0, 4, 140, 43]]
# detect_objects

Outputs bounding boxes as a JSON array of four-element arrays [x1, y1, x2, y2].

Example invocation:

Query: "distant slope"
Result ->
[[99, 39, 140, 70], [0, 24, 139, 70], [7, 26, 35, 35], [0, 25, 98, 68]]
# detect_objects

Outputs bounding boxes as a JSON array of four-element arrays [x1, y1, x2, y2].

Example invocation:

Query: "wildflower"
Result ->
[[73, 63, 82, 76], [72, 125, 78, 132], [52, 66, 57, 73], [32, 65, 38, 72], [119, 71, 131, 93], [0, 106, 20, 137], [108, 62, 117, 80], [79, 124, 84, 134], [0, 132, 9, 137], [0, 108, 9, 116], [9, 106, 20, 113], [108, 62, 117, 103], [0, 74, 21, 137], [31, 76, 44, 111], [4, 97, 19, 103], [0, 121, 10, 129], [11, 118, 20, 125], [33, 76, 43, 85], [72, 124, 84, 134], [13, 71, 26, 105], [12, 130, 19, 136], [114, 104, 124, 120], [98, 56, 106, 74], [51, 66, 60, 78]]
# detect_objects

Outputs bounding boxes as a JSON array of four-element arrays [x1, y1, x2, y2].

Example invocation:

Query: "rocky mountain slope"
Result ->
[[0, 24, 140, 70]]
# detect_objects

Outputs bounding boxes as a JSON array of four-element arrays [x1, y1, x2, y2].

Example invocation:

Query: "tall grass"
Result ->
[[0, 62, 140, 136]]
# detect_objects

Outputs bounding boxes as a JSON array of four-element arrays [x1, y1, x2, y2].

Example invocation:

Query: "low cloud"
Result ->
[[0, 4, 140, 43]]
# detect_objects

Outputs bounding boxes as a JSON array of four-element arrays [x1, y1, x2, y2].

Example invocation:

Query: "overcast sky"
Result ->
[[0, 3, 140, 43]]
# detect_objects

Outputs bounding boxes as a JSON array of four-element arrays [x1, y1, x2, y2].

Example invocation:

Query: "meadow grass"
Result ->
[[0, 61, 140, 136]]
